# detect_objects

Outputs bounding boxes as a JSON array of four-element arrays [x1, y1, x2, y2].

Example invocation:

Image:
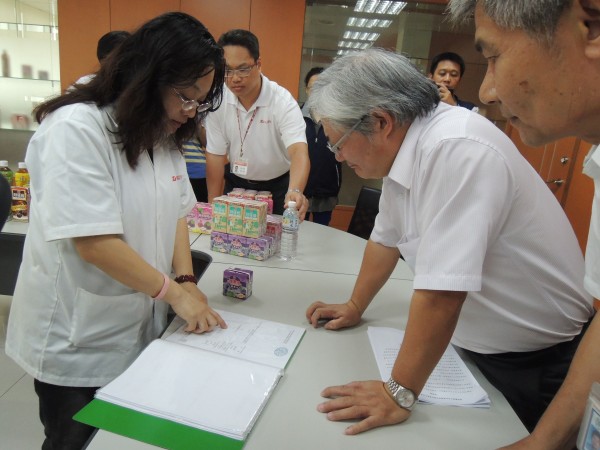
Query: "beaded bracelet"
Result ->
[[174, 274, 198, 285], [152, 273, 170, 300], [287, 188, 302, 194]]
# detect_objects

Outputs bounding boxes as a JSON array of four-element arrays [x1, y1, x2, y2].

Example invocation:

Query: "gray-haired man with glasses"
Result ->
[[305, 48, 592, 437], [204, 29, 309, 215]]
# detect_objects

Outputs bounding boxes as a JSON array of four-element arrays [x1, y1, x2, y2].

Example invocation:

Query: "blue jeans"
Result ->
[[34, 379, 98, 450]]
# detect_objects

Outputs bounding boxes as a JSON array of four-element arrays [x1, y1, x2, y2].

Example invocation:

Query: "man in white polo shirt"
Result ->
[[304, 49, 593, 436], [205, 29, 309, 215]]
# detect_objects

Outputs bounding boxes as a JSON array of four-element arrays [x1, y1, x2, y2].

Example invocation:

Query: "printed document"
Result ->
[[368, 326, 490, 408], [95, 311, 305, 441]]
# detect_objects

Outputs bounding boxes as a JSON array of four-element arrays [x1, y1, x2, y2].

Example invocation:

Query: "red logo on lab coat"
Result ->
[[172, 175, 183, 181]]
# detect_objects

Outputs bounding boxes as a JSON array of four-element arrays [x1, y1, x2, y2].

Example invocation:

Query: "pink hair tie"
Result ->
[[152, 273, 170, 300]]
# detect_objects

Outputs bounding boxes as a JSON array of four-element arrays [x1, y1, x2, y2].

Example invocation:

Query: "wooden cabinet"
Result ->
[[58, 0, 305, 98]]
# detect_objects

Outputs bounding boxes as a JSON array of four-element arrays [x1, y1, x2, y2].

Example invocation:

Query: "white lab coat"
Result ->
[[5, 103, 196, 387]]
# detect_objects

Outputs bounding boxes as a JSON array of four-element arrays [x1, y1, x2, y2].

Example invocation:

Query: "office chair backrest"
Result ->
[[347, 186, 382, 240], [191, 250, 212, 280]]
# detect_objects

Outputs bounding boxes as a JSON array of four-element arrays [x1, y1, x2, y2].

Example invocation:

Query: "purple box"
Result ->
[[247, 236, 270, 261], [228, 235, 248, 257], [210, 231, 230, 253], [223, 268, 253, 299]]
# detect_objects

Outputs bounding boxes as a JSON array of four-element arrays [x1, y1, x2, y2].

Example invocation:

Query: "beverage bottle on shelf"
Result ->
[[279, 200, 299, 261], [1, 50, 9, 77], [0, 160, 14, 186], [14, 162, 29, 187]]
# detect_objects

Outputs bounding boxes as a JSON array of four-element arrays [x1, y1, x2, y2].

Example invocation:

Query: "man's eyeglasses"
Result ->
[[224, 64, 256, 78], [327, 116, 366, 156], [173, 89, 211, 113]]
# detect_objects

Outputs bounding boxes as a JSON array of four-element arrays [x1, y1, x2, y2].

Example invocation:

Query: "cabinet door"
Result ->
[[181, 0, 251, 41], [110, 0, 180, 31], [505, 123, 577, 205]]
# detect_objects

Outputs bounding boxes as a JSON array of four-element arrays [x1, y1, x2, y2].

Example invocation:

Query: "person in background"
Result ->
[[73, 30, 131, 86], [447, 1, 600, 449], [302, 67, 342, 226], [184, 120, 209, 202], [204, 29, 310, 216], [428, 51, 478, 111], [4, 12, 227, 449], [0, 174, 10, 229], [304, 48, 592, 436]]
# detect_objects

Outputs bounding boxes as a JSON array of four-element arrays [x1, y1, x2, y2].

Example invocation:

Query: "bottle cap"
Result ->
[[287, 201, 297, 208], [0, 160, 8, 167], [18, 162, 26, 169]]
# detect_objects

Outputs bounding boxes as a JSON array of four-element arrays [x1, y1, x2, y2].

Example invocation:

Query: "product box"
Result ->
[[11, 186, 29, 222], [247, 236, 270, 261], [266, 214, 283, 252], [256, 191, 273, 214], [223, 267, 253, 300], [243, 200, 267, 238], [212, 196, 229, 233], [229, 234, 248, 257], [226, 200, 244, 236], [186, 202, 212, 234], [210, 231, 230, 253]]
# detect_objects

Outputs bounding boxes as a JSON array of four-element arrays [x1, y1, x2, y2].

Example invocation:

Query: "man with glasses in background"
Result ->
[[304, 48, 593, 437], [204, 29, 309, 215]]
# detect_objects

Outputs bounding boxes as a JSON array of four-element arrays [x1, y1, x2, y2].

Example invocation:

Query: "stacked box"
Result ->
[[227, 200, 245, 236], [223, 267, 253, 300], [212, 196, 229, 233], [266, 214, 283, 253], [11, 186, 29, 222], [210, 231, 230, 253], [256, 191, 273, 214], [186, 202, 213, 234], [229, 235, 248, 257], [243, 200, 268, 238], [247, 236, 271, 261]]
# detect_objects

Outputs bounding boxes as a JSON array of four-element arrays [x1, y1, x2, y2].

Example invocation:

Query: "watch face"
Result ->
[[396, 389, 415, 408]]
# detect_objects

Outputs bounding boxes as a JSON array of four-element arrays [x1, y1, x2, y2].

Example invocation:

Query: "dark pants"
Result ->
[[190, 177, 208, 203], [463, 319, 591, 432], [225, 165, 290, 215], [34, 379, 99, 450], [306, 210, 332, 226]]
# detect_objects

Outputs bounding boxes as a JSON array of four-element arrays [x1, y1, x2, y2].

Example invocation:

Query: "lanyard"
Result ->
[[236, 107, 259, 158]]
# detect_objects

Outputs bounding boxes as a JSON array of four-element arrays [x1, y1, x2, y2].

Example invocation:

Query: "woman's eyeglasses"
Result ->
[[173, 89, 211, 113]]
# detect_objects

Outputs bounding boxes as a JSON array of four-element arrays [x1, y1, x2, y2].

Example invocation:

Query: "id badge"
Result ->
[[232, 157, 249, 176]]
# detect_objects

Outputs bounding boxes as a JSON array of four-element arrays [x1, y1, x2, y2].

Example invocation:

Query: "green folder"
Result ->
[[75, 399, 244, 450]]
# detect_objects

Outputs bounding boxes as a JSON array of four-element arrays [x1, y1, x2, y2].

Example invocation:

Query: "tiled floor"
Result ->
[[0, 295, 45, 450]]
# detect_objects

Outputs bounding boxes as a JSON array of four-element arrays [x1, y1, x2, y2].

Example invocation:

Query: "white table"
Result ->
[[191, 220, 414, 280], [87, 261, 528, 449]]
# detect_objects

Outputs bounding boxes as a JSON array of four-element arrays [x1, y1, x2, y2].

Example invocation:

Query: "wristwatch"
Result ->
[[385, 377, 416, 410]]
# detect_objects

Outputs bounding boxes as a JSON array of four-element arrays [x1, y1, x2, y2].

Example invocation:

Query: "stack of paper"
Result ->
[[368, 326, 490, 408], [78, 310, 305, 445]]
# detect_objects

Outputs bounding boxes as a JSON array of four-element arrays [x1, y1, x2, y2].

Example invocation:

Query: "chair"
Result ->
[[191, 250, 212, 281], [347, 186, 382, 240]]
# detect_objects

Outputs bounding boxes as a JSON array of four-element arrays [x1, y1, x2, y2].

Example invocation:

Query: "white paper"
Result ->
[[96, 339, 282, 440], [164, 309, 305, 369], [368, 326, 490, 408]]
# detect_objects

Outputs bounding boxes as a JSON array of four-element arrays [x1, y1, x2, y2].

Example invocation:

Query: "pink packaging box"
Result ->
[[186, 202, 212, 234]]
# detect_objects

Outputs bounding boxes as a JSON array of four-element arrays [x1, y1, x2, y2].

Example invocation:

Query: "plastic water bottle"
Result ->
[[279, 200, 299, 261]]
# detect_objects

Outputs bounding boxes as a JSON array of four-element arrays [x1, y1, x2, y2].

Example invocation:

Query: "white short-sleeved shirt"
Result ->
[[583, 145, 600, 299], [205, 75, 306, 181], [371, 102, 593, 354], [5, 103, 196, 387]]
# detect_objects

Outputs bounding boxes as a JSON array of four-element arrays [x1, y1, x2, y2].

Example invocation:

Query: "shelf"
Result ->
[[0, 21, 58, 35], [0, 74, 59, 83]]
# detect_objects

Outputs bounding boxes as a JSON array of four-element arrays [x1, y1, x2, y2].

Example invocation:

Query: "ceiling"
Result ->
[[302, 0, 467, 55]]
